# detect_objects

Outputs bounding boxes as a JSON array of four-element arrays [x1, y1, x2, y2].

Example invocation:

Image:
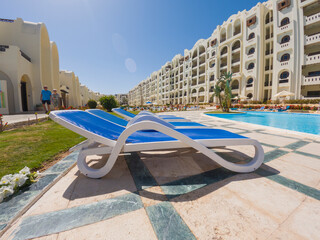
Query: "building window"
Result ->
[[247, 16, 256, 27], [248, 32, 255, 40], [278, 0, 291, 11], [307, 91, 320, 97], [247, 78, 253, 84], [280, 71, 289, 79], [281, 35, 290, 44], [280, 17, 290, 27], [210, 39, 217, 46], [280, 53, 290, 62], [247, 93, 253, 99], [247, 63, 255, 70], [212, 51, 215, 57], [308, 71, 320, 77], [221, 47, 228, 55], [248, 48, 255, 55]]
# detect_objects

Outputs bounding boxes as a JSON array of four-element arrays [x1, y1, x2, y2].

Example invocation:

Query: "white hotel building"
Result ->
[[128, 0, 320, 106]]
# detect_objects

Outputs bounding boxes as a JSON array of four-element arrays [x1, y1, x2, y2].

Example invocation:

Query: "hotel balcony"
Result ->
[[232, 45, 240, 52], [300, 0, 319, 7], [302, 75, 320, 85], [265, 49, 273, 55], [265, 17, 273, 24], [279, 79, 289, 84], [265, 33, 274, 40], [305, 12, 320, 26], [305, 53, 320, 65], [231, 59, 240, 66], [305, 32, 320, 45], [279, 22, 292, 33], [220, 63, 227, 69]]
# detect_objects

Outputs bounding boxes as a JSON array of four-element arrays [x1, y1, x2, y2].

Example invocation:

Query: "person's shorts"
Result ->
[[42, 100, 51, 105]]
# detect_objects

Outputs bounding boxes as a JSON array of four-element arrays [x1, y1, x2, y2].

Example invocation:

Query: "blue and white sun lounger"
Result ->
[[50, 110, 264, 179], [86, 109, 206, 128], [113, 108, 188, 122]]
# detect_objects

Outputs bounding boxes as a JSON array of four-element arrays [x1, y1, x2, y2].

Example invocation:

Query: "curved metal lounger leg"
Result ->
[[78, 121, 264, 179]]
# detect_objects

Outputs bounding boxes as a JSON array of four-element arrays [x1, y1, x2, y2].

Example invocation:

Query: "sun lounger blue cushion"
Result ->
[[89, 109, 205, 127], [56, 111, 246, 143], [159, 116, 185, 120], [114, 108, 136, 118], [86, 109, 128, 127], [115, 108, 186, 120]]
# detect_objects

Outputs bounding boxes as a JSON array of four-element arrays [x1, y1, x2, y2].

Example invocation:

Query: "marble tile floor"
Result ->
[[1, 111, 319, 240]]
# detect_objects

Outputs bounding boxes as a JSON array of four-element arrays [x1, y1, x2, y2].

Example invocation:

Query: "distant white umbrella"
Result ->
[[274, 91, 295, 98]]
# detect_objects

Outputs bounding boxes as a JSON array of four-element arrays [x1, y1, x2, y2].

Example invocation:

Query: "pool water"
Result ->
[[206, 112, 320, 135]]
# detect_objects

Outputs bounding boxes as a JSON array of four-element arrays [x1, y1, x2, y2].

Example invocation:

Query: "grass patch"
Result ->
[[205, 111, 244, 114], [0, 120, 85, 179]]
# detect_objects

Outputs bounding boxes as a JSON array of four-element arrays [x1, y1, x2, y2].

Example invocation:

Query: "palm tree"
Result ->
[[213, 72, 233, 112]]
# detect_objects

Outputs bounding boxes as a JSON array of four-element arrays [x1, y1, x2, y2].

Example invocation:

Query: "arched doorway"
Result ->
[[20, 75, 33, 112], [0, 71, 15, 114]]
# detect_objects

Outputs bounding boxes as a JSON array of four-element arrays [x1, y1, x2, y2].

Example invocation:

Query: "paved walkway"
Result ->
[[1, 111, 320, 239], [2, 113, 48, 125]]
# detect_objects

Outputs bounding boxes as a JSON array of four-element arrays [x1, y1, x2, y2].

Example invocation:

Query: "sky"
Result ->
[[1, 0, 260, 94]]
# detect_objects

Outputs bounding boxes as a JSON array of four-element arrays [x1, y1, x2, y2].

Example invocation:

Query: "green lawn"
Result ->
[[0, 120, 85, 179]]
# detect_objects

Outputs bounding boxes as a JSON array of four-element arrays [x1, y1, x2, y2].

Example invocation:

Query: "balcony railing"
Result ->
[[305, 32, 320, 45], [302, 75, 320, 85], [305, 53, 320, 65], [305, 12, 320, 25]]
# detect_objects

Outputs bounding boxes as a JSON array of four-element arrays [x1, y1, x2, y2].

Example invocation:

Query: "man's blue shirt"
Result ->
[[41, 90, 52, 100]]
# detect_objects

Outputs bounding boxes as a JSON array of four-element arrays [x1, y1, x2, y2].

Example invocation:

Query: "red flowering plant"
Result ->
[[0, 114, 8, 133]]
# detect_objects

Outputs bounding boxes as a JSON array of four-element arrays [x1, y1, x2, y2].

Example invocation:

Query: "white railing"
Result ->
[[302, 76, 320, 86], [305, 32, 320, 45], [279, 22, 291, 32], [192, 93, 197, 97], [305, 12, 320, 25], [199, 92, 205, 96], [305, 53, 320, 65]]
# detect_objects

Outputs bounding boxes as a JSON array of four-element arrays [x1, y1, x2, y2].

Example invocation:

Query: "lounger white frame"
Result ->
[[86, 110, 206, 129], [113, 108, 190, 122], [50, 111, 264, 179]]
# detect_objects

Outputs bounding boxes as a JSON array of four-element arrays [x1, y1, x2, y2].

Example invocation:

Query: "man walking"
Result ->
[[40, 85, 52, 114]]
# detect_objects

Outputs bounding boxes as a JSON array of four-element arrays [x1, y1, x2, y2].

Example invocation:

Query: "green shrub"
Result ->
[[100, 95, 118, 112], [87, 99, 97, 109]]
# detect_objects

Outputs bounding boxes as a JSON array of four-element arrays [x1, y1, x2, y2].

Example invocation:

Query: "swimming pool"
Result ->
[[206, 112, 320, 135]]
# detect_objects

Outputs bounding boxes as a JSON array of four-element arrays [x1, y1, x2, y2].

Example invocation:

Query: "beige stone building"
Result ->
[[128, 0, 320, 106], [0, 18, 100, 114]]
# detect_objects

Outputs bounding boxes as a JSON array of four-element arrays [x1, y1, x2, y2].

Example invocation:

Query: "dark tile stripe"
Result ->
[[0, 173, 59, 224], [284, 141, 310, 150], [146, 202, 196, 240], [264, 149, 289, 163], [161, 168, 236, 200], [256, 168, 320, 201], [124, 152, 158, 190], [11, 193, 143, 240], [295, 151, 320, 159]]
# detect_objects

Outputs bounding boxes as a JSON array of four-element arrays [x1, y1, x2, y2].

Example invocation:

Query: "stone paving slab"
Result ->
[[1, 111, 320, 239], [2, 113, 48, 125]]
